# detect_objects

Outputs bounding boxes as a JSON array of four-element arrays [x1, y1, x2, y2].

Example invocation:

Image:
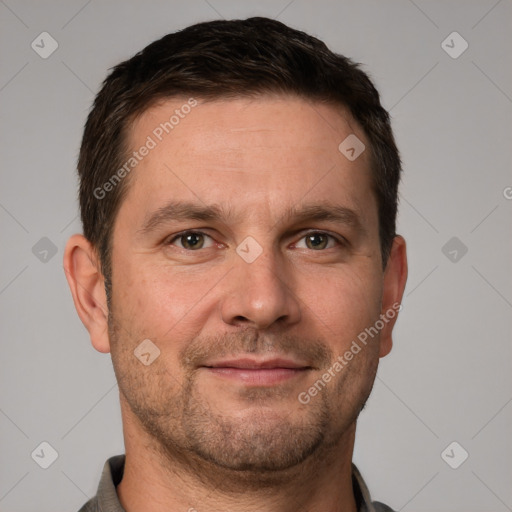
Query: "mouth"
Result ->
[[200, 357, 313, 386]]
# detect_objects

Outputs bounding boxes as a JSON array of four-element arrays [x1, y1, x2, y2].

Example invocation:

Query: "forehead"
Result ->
[[131, 95, 365, 162], [118, 95, 374, 228]]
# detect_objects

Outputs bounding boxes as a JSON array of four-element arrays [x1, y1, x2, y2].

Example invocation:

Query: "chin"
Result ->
[[180, 393, 331, 474]]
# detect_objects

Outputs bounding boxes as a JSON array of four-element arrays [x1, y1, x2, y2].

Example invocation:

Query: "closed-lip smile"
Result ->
[[201, 357, 312, 385]]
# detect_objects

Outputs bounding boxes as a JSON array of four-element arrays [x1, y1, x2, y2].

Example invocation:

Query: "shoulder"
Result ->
[[372, 501, 396, 512], [77, 497, 98, 512], [76, 455, 126, 512]]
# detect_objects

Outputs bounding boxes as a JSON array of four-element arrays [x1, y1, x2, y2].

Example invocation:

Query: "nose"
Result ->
[[220, 246, 301, 330]]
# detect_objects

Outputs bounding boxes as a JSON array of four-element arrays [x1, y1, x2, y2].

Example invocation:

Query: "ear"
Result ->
[[63, 234, 111, 353], [379, 235, 408, 358]]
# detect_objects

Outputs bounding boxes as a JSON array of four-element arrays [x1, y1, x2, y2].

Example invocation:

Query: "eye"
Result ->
[[295, 232, 340, 250], [170, 231, 214, 250]]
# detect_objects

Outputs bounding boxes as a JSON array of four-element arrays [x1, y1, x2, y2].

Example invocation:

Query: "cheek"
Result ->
[[112, 258, 223, 341], [301, 264, 383, 350]]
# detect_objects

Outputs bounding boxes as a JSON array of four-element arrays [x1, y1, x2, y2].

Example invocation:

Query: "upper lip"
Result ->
[[203, 357, 311, 370]]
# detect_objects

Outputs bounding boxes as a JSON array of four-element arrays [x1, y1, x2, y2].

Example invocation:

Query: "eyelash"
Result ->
[[167, 230, 345, 250]]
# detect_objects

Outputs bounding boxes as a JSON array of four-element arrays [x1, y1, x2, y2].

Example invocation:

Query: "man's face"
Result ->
[[107, 96, 392, 473]]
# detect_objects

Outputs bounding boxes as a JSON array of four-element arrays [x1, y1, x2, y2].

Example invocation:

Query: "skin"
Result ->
[[64, 95, 407, 512]]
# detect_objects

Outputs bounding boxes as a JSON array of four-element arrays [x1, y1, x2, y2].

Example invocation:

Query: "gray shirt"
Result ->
[[78, 455, 395, 512]]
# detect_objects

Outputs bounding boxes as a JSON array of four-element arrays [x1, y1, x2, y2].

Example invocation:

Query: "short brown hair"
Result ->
[[78, 17, 401, 292]]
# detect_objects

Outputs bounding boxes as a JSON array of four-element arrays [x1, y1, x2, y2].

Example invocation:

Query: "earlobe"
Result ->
[[63, 234, 111, 353], [379, 236, 408, 358]]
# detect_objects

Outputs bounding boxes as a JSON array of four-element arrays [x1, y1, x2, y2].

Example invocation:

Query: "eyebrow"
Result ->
[[137, 200, 364, 237], [137, 201, 238, 237], [278, 203, 363, 232]]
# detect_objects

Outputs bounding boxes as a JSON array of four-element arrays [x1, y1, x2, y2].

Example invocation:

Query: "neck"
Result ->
[[117, 401, 358, 512]]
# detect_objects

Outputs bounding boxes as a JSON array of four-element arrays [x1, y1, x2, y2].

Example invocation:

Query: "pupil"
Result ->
[[308, 234, 326, 249], [184, 233, 202, 249]]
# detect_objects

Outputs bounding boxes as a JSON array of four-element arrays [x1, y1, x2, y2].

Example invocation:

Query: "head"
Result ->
[[65, 17, 407, 482]]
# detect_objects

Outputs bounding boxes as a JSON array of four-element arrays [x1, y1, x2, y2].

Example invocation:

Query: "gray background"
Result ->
[[1, 0, 511, 510]]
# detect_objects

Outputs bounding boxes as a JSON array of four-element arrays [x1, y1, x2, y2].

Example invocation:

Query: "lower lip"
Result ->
[[204, 367, 308, 385]]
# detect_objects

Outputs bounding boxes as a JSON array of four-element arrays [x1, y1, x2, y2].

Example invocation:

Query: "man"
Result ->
[[64, 16, 407, 512]]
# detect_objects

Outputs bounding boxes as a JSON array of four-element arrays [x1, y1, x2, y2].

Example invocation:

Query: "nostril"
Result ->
[[233, 315, 250, 323]]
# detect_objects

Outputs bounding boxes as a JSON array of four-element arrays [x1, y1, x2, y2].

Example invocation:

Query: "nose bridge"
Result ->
[[221, 239, 301, 329]]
